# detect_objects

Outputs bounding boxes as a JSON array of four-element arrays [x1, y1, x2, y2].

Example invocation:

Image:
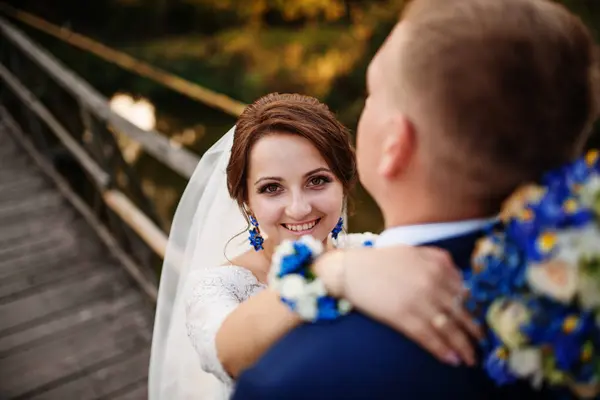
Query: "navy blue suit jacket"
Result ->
[[232, 232, 552, 399]]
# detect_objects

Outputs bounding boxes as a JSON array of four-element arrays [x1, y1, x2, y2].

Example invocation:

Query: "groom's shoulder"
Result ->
[[234, 311, 506, 400]]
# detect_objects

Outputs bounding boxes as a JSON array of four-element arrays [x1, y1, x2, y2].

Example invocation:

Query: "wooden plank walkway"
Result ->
[[0, 113, 154, 399]]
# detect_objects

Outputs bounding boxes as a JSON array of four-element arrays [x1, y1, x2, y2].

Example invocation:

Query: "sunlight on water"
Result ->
[[107, 92, 192, 228], [109, 93, 156, 164], [109, 93, 156, 131]]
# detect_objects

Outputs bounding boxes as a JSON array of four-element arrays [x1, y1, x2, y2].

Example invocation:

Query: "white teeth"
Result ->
[[285, 220, 318, 232]]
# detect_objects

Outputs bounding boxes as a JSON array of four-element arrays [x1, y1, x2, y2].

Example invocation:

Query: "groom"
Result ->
[[233, 0, 598, 398]]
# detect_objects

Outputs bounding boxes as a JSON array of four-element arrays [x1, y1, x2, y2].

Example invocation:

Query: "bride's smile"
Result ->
[[282, 217, 321, 234]]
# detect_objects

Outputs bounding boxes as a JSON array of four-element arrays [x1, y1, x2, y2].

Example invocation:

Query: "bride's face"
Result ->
[[246, 133, 344, 245]]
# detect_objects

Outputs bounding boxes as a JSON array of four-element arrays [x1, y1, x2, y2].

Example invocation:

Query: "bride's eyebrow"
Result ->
[[254, 167, 332, 186], [254, 176, 282, 186], [304, 167, 332, 177]]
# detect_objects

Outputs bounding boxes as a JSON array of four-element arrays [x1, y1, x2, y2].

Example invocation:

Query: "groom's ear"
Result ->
[[378, 115, 415, 180]]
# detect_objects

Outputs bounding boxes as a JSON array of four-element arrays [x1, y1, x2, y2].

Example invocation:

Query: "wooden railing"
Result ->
[[0, 3, 247, 118], [0, 16, 228, 301]]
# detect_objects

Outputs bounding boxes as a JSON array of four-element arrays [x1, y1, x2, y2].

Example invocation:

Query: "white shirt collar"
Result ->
[[375, 218, 495, 248]]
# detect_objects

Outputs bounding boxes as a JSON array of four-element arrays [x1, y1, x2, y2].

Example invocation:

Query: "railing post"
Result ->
[[6, 47, 54, 158], [79, 103, 164, 262], [97, 121, 165, 229], [0, 16, 197, 274], [79, 104, 110, 216], [24, 108, 50, 153], [0, 34, 7, 103], [79, 104, 128, 250]]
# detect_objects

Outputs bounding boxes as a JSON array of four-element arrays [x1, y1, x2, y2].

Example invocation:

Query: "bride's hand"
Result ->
[[313, 246, 482, 367]]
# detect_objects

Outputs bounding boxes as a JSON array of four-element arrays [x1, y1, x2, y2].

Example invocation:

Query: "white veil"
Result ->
[[148, 126, 249, 399]]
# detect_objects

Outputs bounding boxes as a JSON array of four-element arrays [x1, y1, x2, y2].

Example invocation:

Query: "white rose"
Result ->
[[556, 227, 600, 263], [275, 240, 295, 261], [338, 298, 353, 314], [577, 272, 600, 309], [279, 274, 307, 301], [508, 348, 542, 378], [269, 240, 296, 284], [526, 259, 578, 304], [299, 235, 324, 256], [305, 279, 327, 297], [296, 296, 318, 321], [580, 175, 600, 208], [487, 299, 530, 349]]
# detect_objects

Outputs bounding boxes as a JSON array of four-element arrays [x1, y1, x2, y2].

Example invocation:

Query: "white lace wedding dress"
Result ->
[[184, 232, 376, 399]]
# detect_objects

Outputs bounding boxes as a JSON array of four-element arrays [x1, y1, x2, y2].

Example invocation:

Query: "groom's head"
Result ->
[[357, 0, 598, 227]]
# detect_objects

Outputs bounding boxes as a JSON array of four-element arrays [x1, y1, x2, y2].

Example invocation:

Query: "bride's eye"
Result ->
[[308, 175, 332, 187], [258, 183, 281, 195]]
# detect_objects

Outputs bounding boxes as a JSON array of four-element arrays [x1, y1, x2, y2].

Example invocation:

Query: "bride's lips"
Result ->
[[281, 218, 321, 236]]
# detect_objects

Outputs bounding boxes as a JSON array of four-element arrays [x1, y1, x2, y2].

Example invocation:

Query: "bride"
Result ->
[[148, 93, 481, 399]]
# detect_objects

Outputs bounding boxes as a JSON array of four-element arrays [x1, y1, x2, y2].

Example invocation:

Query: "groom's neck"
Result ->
[[380, 191, 489, 229]]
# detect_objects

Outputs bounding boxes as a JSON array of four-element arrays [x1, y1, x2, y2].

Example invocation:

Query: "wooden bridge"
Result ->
[[0, 106, 157, 400], [0, 11, 242, 399]]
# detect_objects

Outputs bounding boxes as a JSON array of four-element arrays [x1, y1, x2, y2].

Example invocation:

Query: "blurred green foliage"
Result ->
[[6, 0, 600, 231]]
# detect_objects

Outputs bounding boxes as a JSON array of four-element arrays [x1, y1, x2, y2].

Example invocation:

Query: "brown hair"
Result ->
[[397, 0, 598, 205], [227, 93, 356, 208]]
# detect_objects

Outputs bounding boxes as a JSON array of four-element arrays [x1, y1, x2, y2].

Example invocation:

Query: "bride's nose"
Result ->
[[285, 193, 311, 220]]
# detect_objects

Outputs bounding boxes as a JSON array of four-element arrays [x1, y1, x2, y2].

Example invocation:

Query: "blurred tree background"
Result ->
[[3, 0, 600, 233]]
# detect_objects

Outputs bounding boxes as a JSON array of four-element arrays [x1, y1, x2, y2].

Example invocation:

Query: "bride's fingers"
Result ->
[[430, 311, 476, 366], [435, 288, 481, 340], [403, 316, 459, 366], [423, 248, 461, 278], [452, 306, 483, 341], [439, 273, 464, 298], [424, 253, 463, 294]]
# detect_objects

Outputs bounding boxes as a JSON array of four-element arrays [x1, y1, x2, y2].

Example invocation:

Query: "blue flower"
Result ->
[[316, 296, 341, 320], [465, 239, 528, 317], [278, 242, 315, 276], [466, 149, 600, 395], [561, 197, 595, 228], [279, 255, 304, 276], [573, 343, 596, 384], [282, 297, 296, 311], [505, 210, 541, 248], [524, 231, 558, 263], [551, 313, 595, 372], [484, 347, 518, 386]]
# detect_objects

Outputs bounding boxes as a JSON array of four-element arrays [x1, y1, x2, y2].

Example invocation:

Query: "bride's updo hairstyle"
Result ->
[[226, 93, 357, 208]]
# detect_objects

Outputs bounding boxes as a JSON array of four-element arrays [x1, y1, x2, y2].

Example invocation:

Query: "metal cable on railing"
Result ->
[[0, 3, 247, 117]]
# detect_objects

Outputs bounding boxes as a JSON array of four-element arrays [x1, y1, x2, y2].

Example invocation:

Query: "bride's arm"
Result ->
[[215, 289, 300, 378], [186, 266, 300, 382], [206, 246, 481, 381]]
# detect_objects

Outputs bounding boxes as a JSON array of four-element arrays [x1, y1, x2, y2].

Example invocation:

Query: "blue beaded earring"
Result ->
[[248, 215, 264, 251], [331, 217, 344, 240]]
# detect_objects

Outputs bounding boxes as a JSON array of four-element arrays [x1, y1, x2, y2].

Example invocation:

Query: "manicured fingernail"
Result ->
[[445, 352, 461, 366]]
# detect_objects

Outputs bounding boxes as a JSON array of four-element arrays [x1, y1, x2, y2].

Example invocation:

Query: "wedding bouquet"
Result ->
[[465, 149, 600, 397], [268, 236, 353, 321], [269, 233, 378, 322]]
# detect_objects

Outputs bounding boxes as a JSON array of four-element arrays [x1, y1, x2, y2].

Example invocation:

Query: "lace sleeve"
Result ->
[[185, 265, 266, 385]]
